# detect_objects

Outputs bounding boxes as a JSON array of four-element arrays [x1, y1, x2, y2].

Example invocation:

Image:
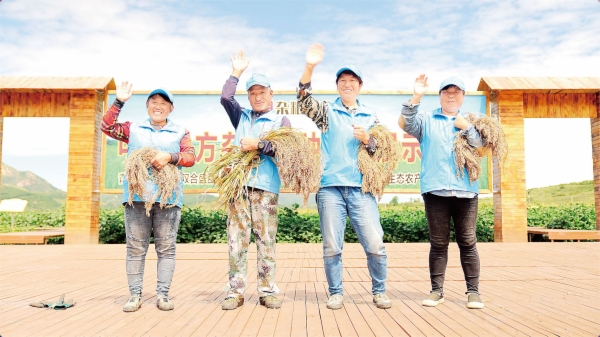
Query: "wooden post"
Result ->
[[64, 90, 104, 244], [491, 90, 528, 242], [593, 93, 600, 231], [0, 113, 3, 196]]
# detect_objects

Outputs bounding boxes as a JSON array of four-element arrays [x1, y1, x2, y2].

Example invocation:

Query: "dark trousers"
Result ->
[[423, 193, 480, 294]]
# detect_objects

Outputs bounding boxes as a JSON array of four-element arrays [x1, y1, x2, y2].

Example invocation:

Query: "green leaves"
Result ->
[[2, 203, 596, 244], [527, 204, 596, 230]]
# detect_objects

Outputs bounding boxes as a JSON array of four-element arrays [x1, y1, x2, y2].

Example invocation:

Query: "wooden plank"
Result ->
[[256, 282, 288, 337], [313, 282, 344, 337], [0, 243, 599, 336], [527, 227, 600, 241], [0, 92, 71, 117], [0, 228, 65, 244], [0, 76, 116, 90], [273, 281, 296, 336], [442, 282, 553, 336], [305, 282, 324, 337], [290, 282, 308, 337], [479, 77, 600, 92]]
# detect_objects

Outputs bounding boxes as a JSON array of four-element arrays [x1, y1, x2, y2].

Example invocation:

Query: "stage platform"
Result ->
[[1, 242, 599, 336]]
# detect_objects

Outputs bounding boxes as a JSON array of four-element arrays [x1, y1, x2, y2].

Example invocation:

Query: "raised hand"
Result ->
[[231, 50, 250, 78], [116, 81, 133, 102], [413, 74, 429, 96], [305, 43, 324, 67]]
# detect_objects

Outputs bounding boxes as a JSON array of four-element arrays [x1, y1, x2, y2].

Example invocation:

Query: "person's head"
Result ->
[[245, 73, 273, 113], [146, 88, 174, 126], [438, 76, 465, 114], [335, 65, 363, 104]]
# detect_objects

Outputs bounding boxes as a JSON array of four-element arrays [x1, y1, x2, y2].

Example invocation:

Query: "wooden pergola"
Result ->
[[0, 76, 598, 244], [0, 76, 115, 244], [478, 77, 600, 242]]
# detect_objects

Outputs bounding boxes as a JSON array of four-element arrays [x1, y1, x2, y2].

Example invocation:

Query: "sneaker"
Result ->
[[259, 295, 281, 309], [422, 292, 445, 307], [221, 295, 244, 310], [466, 293, 484, 309], [156, 295, 174, 311], [373, 293, 392, 309], [326, 294, 344, 310], [123, 295, 142, 312]]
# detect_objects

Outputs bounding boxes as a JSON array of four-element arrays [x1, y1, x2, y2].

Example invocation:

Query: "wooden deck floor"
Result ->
[[1, 243, 599, 337]]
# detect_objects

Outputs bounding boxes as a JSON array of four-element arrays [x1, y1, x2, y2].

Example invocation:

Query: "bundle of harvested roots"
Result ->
[[124, 147, 182, 216], [264, 127, 321, 206], [454, 113, 509, 183], [207, 127, 322, 209], [358, 125, 401, 200], [206, 146, 261, 210]]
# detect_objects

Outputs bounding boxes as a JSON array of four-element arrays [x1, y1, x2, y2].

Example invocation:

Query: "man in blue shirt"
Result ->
[[297, 44, 391, 310], [219, 51, 291, 311], [399, 74, 485, 309]]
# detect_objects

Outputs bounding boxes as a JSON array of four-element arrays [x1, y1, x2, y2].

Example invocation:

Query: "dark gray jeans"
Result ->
[[124, 202, 180, 297], [423, 193, 480, 294]]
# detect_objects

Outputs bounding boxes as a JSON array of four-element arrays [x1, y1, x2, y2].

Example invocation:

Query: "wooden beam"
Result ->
[[64, 90, 104, 244], [479, 77, 600, 92], [0, 104, 3, 195], [0, 92, 70, 117], [0, 76, 116, 90], [491, 90, 528, 242], [593, 93, 600, 232], [523, 93, 597, 118]]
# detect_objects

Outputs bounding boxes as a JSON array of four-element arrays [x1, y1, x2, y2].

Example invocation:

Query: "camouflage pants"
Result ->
[[227, 189, 279, 298]]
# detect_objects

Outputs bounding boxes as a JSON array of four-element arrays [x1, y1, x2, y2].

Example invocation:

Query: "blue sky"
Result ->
[[1, 0, 599, 195]]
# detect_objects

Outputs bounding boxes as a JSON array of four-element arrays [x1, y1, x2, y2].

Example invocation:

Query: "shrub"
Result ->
[[178, 207, 228, 243], [3, 202, 595, 245], [527, 204, 596, 230], [0, 207, 65, 232]]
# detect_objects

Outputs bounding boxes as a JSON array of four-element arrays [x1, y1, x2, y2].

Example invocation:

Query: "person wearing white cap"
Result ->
[[218, 51, 291, 310], [101, 82, 196, 312], [297, 43, 391, 310], [399, 74, 486, 309]]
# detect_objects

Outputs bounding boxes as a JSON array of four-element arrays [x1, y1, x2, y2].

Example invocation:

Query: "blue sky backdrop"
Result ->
[[1, 0, 599, 194]]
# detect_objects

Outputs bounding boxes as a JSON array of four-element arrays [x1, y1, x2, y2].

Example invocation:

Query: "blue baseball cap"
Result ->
[[336, 64, 363, 81], [148, 88, 174, 105], [245, 73, 271, 91], [439, 77, 465, 91]]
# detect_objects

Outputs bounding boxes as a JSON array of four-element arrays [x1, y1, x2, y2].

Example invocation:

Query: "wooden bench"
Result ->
[[527, 227, 600, 242], [0, 228, 65, 244]]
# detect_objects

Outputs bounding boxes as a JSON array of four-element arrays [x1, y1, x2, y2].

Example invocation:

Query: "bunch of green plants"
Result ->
[[276, 205, 322, 243], [99, 208, 126, 244], [178, 207, 228, 243], [0, 207, 65, 233], [5, 202, 594, 244], [527, 203, 596, 230], [378, 203, 495, 243]]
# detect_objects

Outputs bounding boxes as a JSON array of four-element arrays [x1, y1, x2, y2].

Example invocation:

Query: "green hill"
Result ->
[[1, 163, 66, 210], [527, 180, 594, 205], [390, 180, 595, 209]]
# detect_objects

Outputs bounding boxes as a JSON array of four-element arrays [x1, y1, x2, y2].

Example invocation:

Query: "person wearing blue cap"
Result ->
[[399, 74, 486, 309], [219, 51, 291, 310], [297, 43, 391, 310], [101, 81, 196, 312]]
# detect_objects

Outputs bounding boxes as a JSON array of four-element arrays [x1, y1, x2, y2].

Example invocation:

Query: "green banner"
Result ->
[[102, 93, 490, 193]]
